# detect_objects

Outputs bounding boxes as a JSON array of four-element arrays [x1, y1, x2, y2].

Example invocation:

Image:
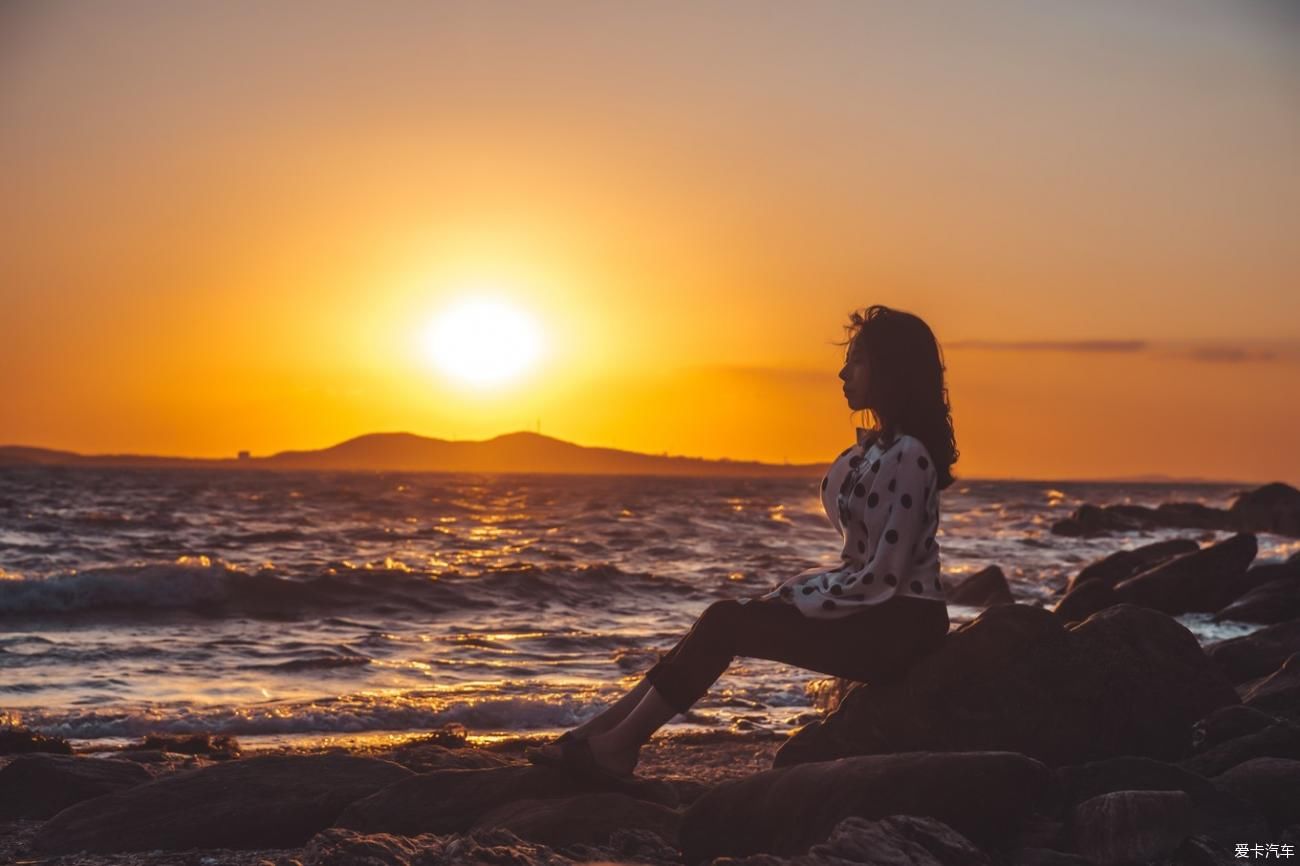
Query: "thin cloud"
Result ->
[[1179, 347, 1277, 363], [946, 339, 1147, 353]]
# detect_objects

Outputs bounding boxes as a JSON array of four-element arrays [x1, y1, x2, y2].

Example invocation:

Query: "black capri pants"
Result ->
[[642, 593, 951, 715]]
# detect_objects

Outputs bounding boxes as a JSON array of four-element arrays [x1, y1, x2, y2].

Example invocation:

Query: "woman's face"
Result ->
[[839, 341, 872, 411]]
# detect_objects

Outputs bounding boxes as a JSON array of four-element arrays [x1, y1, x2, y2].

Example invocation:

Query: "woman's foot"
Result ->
[[585, 730, 639, 778]]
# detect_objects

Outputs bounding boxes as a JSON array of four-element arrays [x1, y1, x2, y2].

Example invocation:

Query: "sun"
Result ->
[[422, 296, 546, 387]]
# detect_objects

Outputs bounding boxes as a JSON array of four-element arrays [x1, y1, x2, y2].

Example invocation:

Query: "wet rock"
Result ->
[[1178, 722, 1300, 777], [372, 742, 513, 773], [0, 753, 153, 818], [1008, 847, 1096, 865], [1242, 652, 1300, 722], [336, 764, 679, 836], [1206, 618, 1300, 684], [1213, 574, 1300, 625], [1053, 580, 1119, 624], [470, 791, 681, 848], [1192, 705, 1278, 751], [777, 604, 1238, 769], [1055, 755, 1265, 843], [710, 814, 994, 866], [1230, 482, 1300, 538], [1112, 533, 1258, 615], [139, 732, 242, 759], [1051, 503, 1234, 537], [32, 752, 414, 854], [948, 565, 1014, 607], [0, 722, 73, 755], [1212, 757, 1300, 830], [1066, 539, 1200, 594], [679, 750, 1050, 863], [301, 827, 445, 866], [1071, 790, 1197, 866]]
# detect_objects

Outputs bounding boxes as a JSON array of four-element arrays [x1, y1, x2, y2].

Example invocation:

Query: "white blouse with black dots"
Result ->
[[751, 426, 945, 619]]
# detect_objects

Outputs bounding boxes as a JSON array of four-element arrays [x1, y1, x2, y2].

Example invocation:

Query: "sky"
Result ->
[[2, 0, 1298, 482]]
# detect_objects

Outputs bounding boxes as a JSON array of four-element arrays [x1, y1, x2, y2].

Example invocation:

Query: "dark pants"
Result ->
[[642, 594, 951, 715]]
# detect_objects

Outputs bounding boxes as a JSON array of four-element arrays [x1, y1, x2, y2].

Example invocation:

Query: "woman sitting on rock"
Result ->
[[527, 304, 959, 781]]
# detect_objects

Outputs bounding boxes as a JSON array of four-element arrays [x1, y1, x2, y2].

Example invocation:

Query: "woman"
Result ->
[[527, 304, 958, 781]]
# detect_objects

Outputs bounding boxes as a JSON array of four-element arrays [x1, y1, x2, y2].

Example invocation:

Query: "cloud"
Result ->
[[1177, 347, 1277, 363], [946, 339, 1148, 353]]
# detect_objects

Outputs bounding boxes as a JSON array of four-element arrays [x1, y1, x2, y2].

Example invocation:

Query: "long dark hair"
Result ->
[[837, 305, 959, 490]]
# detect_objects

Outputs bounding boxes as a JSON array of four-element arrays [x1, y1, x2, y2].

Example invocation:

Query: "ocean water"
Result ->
[[1, 466, 1292, 751]]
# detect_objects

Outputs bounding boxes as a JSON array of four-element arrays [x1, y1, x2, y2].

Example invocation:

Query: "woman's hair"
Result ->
[[837, 305, 959, 489]]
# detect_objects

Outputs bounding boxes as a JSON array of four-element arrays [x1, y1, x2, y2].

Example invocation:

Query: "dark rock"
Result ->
[[1212, 757, 1300, 830], [1051, 503, 1235, 537], [335, 763, 679, 836], [1206, 618, 1300, 684], [1066, 539, 1200, 594], [1051, 504, 1148, 537], [1071, 790, 1197, 865], [469, 792, 681, 848], [1230, 482, 1300, 538], [301, 827, 446, 866], [1243, 652, 1300, 722], [1113, 533, 1258, 615], [372, 742, 512, 773], [0, 723, 73, 755], [1192, 705, 1279, 751], [678, 750, 1050, 863], [1009, 848, 1097, 865], [776, 604, 1238, 769], [138, 732, 242, 759], [0, 753, 153, 819], [1055, 755, 1265, 844], [1053, 580, 1119, 624], [1167, 834, 1248, 866], [1178, 722, 1300, 777], [707, 814, 994, 866], [1213, 572, 1300, 625], [948, 565, 1014, 607], [32, 752, 414, 854]]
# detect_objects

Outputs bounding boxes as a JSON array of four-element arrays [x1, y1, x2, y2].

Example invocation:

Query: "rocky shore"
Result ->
[[4, 482, 1299, 866]]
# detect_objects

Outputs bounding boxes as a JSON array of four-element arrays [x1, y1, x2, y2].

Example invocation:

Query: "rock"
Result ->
[[1212, 757, 1300, 830], [1230, 482, 1300, 538], [1071, 790, 1197, 866], [335, 764, 679, 836], [1112, 533, 1258, 615], [0, 722, 73, 755], [1053, 580, 1119, 624], [138, 732, 242, 759], [708, 814, 993, 866], [1178, 722, 1300, 777], [1192, 705, 1279, 751], [0, 753, 154, 818], [1206, 618, 1300, 684], [1243, 653, 1300, 722], [1213, 575, 1300, 625], [1066, 539, 1200, 594], [1055, 756, 1265, 844], [1009, 848, 1096, 865], [678, 750, 1051, 863], [301, 827, 446, 866], [32, 752, 414, 854], [1051, 503, 1235, 537], [948, 566, 1014, 607], [371, 742, 513, 773], [776, 604, 1238, 769], [469, 792, 681, 848]]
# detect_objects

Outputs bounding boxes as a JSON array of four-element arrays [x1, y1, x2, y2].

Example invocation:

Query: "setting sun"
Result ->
[[422, 297, 546, 388]]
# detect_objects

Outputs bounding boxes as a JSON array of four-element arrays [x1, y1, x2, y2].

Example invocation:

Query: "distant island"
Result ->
[[0, 432, 1258, 483], [0, 431, 824, 478]]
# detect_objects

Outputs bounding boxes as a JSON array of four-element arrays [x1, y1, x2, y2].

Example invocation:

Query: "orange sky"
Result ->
[[2, 1, 1298, 482]]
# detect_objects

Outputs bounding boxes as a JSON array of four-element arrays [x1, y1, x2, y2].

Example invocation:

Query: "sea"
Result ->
[[1, 466, 1293, 752]]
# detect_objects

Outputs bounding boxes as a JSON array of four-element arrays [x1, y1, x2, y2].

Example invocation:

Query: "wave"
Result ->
[[0, 556, 690, 621]]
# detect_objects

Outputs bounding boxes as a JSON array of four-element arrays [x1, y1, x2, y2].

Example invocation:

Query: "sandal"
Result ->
[[524, 730, 584, 767], [551, 733, 635, 783]]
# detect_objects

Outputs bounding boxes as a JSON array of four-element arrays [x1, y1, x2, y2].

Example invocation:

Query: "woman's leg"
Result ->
[[568, 675, 655, 738], [585, 595, 949, 774]]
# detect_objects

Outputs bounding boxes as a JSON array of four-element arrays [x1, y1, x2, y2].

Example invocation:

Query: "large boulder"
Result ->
[[1177, 722, 1300, 777], [335, 763, 679, 836], [1230, 483, 1300, 538], [702, 814, 993, 866], [1213, 573, 1300, 625], [1112, 533, 1259, 615], [1243, 652, 1300, 722], [1065, 539, 1199, 595], [948, 565, 1014, 607], [1070, 790, 1197, 865], [0, 753, 153, 819], [776, 604, 1238, 769], [1206, 618, 1300, 684], [678, 751, 1050, 864], [1053, 580, 1118, 625], [32, 752, 414, 854], [469, 792, 681, 848], [1212, 757, 1300, 830]]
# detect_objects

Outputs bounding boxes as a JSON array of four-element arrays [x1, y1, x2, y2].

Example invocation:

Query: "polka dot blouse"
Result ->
[[754, 426, 945, 619]]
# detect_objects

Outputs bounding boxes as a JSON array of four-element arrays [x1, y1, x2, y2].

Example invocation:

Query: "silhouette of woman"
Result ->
[[527, 305, 958, 780]]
